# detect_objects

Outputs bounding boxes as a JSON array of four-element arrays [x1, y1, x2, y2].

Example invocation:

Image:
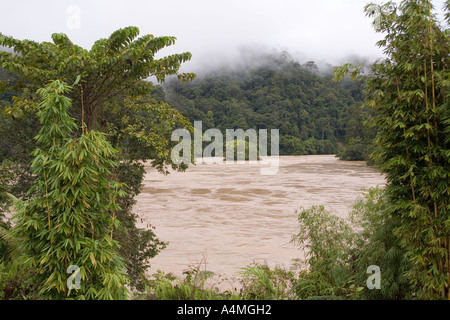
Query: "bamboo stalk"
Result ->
[[427, 5, 439, 222], [110, 212, 115, 241], [428, 7, 437, 116], [81, 85, 86, 135], [43, 171, 51, 229], [396, 76, 416, 202], [423, 60, 432, 163]]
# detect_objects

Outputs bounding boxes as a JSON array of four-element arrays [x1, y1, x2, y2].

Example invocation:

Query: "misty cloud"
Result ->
[[0, 0, 447, 73]]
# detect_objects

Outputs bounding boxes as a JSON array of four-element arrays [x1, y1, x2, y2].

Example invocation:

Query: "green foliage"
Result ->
[[0, 161, 13, 224], [105, 95, 193, 173], [291, 206, 357, 299], [10, 80, 129, 299], [112, 161, 167, 292], [1, 213, 37, 300], [0, 223, 19, 264], [293, 270, 336, 300], [1, 1, 446, 301], [362, 0, 450, 299], [164, 52, 373, 158], [238, 263, 295, 300], [0, 65, 39, 199], [140, 267, 238, 300], [223, 138, 260, 161], [0, 262, 38, 300], [349, 187, 412, 299], [290, 188, 412, 300], [0, 115, 37, 201], [292, 206, 354, 275], [0, 27, 195, 292], [333, 0, 449, 299], [0, 26, 194, 171], [335, 102, 378, 162], [0, 161, 11, 264], [141, 263, 295, 300], [337, 138, 373, 161]]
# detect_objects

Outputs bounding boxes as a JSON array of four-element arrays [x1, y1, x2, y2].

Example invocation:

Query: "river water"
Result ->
[[133, 155, 386, 285]]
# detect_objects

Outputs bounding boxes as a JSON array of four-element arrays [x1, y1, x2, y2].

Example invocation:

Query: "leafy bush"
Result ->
[[238, 263, 296, 300], [337, 142, 368, 161], [290, 187, 416, 300], [139, 266, 239, 300], [349, 187, 412, 299], [0, 262, 38, 300], [291, 206, 357, 299]]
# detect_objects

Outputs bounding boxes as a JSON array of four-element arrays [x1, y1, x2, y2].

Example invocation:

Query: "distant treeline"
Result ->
[[0, 52, 376, 161], [161, 52, 377, 160]]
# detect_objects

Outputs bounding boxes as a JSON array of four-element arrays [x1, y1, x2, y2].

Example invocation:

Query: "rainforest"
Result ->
[[0, 0, 449, 303]]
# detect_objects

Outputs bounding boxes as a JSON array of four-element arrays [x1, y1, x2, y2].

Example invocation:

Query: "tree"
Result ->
[[11, 80, 129, 299], [335, 0, 449, 299], [368, 0, 449, 299], [0, 27, 195, 290], [0, 26, 194, 168]]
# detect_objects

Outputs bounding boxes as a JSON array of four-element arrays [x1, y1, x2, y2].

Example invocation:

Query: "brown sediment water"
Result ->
[[133, 155, 386, 286]]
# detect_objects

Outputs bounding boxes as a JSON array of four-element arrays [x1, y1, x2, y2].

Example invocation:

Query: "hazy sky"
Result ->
[[0, 0, 447, 71]]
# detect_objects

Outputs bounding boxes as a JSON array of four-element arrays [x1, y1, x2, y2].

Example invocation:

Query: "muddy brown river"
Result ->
[[133, 155, 386, 285]]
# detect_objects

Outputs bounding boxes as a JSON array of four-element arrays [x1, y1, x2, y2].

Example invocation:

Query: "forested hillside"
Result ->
[[163, 52, 376, 159], [1, 52, 376, 160]]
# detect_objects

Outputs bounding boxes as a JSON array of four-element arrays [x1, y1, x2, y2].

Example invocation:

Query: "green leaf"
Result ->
[[73, 74, 81, 86]]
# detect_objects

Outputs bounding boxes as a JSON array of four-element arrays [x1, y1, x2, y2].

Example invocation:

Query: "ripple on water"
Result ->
[[134, 155, 386, 279], [190, 188, 212, 195]]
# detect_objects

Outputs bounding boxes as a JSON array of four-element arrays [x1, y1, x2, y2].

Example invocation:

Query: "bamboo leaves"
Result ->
[[333, 0, 449, 299], [10, 80, 129, 299], [363, 0, 450, 299]]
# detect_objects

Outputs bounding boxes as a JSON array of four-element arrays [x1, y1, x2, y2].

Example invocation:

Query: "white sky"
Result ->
[[0, 0, 447, 71]]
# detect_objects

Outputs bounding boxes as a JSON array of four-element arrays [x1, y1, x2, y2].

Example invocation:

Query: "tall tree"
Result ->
[[336, 0, 449, 299], [0, 26, 194, 167], [11, 80, 129, 299], [0, 27, 195, 291]]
